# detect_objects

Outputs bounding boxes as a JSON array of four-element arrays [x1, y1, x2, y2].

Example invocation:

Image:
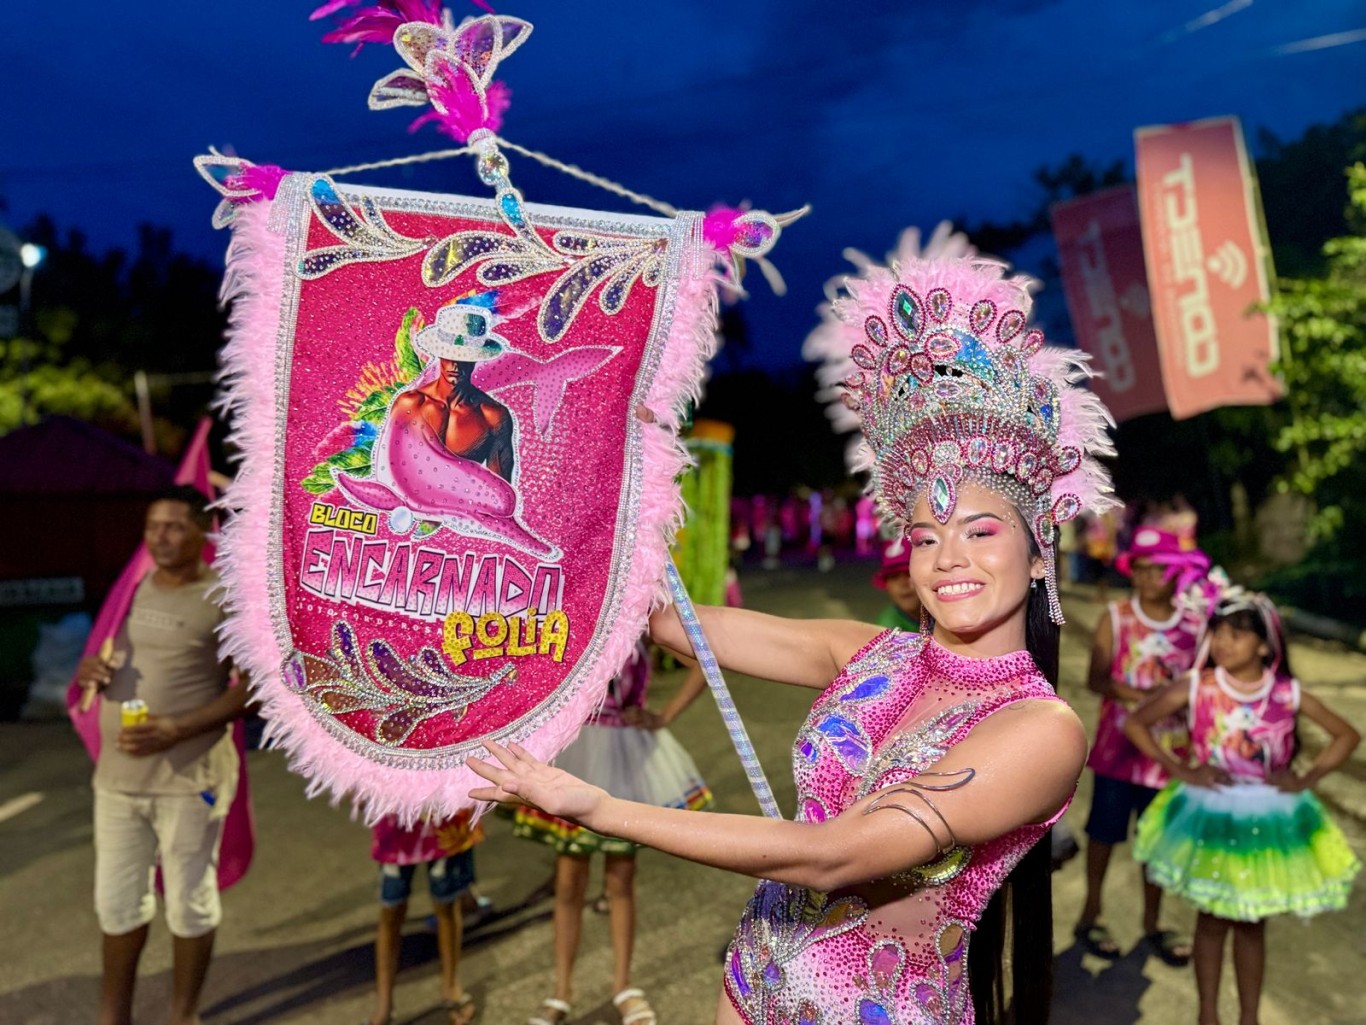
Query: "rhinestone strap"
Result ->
[[665, 561, 782, 819]]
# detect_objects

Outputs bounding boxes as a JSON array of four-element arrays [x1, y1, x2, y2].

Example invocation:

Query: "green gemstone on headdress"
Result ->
[[930, 476, 955, 523], [892, 288, 921, 341]]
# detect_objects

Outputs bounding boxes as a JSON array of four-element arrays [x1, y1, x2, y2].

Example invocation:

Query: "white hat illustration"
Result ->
[[414, 301, 507, 363]]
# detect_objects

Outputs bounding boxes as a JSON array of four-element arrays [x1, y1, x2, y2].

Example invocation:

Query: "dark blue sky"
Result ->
[[2, 0, 1363, 369]]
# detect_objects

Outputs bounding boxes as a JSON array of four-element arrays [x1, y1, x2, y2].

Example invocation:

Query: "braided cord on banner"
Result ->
[[318, 146, 475, 177], [314, 137, 677, 218], [491, 137, 679, 216], [665, 562, 782, 819]]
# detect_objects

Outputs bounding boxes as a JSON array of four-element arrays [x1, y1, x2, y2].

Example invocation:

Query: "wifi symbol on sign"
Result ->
[[1206, 240, 1248, 289]]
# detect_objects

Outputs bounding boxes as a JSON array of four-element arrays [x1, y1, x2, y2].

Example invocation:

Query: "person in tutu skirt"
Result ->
[[513, 638, 710, 1025], [1124, 589, 1360, 1025]]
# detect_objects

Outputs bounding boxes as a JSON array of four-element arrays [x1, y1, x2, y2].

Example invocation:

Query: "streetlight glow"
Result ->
[[19, 243, 46, 269]]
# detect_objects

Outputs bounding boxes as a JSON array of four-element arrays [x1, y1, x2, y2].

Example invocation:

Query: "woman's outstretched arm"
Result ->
[[648, 604, 883, 690], [470, 700, 1086, 891]]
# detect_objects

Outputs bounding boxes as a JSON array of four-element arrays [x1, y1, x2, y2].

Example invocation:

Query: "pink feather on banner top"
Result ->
[[195, 6, 803, 823]]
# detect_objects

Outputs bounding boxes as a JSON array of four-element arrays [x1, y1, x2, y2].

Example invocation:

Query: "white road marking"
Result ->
[[0, 792, 45, 824]]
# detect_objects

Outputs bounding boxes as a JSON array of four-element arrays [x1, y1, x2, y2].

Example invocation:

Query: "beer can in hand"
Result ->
[[120, 699, 149, 728]]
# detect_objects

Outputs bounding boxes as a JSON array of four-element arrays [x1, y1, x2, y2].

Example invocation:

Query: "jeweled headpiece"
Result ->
[[806, 226, 1118, 623]]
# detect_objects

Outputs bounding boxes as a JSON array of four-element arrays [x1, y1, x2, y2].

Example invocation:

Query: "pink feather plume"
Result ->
[[702, 206, 746, 252], [410, 72, 510, 141], [224, 164, 289, 203], [312, 0, 445, 53]]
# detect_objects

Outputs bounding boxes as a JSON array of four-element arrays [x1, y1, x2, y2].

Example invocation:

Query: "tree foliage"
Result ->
[[0, 336, 138, 434], [0, 217, 224, 441], [1256, 110, 1366, 277], [1267, 162, 1366, 561]]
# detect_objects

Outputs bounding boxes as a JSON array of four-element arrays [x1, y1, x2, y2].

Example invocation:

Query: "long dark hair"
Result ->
[[963, 579, 1057, 1025], [1202, 599, 1300, 757], [912, 525, 1059, 1025]]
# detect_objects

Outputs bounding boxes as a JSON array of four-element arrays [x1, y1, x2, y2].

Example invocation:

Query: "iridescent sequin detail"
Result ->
[[725, 632, 1065, 1024]]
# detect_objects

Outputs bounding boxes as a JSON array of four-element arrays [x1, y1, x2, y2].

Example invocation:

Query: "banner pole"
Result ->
[[664, 561, 783, 819]]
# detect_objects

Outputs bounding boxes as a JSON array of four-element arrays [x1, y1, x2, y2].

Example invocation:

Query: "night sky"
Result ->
[[2, 0, 1363, 369]]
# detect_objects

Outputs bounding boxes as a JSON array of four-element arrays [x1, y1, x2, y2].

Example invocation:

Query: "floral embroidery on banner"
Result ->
[[255, 167, 668, 346], [282, 620, 514, 746], [298, 177, 431, 279]]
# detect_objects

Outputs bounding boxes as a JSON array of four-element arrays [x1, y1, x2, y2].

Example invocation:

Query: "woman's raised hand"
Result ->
[[468, 741, 608, 822]]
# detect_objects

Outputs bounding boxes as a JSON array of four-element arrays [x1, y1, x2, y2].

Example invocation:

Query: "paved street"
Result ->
[[1, 560, 1363, 1024]]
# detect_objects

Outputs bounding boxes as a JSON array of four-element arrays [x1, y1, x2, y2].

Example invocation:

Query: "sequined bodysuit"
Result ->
[[723, 631, 1067, 1025]]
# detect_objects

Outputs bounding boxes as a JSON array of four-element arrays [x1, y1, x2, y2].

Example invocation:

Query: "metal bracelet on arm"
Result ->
[[862, 768, 976, 856]]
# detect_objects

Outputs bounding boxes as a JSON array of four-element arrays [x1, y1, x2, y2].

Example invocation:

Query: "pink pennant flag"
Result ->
[[193, 10, 799, 825]]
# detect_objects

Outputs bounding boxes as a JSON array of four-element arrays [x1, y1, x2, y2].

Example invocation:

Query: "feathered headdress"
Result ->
[[805, 225, 1118, 623]]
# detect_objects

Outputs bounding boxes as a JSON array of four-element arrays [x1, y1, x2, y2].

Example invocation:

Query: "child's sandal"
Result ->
[[1073, 922, 1122, 959], [444, 992, 477, 1024], [1144, 929, 1192, 967], [613, 988, 657, 1025], [528, 997, 572, 1025]]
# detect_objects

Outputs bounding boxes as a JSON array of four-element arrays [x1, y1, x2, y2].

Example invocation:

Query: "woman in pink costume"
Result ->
[[471, 232, 1118, 1024]]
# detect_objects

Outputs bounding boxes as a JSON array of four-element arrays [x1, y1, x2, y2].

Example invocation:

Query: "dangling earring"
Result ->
[[1030, 579, 1039, 591]]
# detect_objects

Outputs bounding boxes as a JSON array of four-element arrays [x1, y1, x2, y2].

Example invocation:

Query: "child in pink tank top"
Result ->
[[1074, 527, 1209, 966], [1125, 590, 1360, 1025]]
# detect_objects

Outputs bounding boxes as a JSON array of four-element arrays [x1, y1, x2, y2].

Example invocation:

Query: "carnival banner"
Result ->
[[197, 9, 796, 822], [1134, 117, 1281, 420], [1051, 186, 1168, 422]]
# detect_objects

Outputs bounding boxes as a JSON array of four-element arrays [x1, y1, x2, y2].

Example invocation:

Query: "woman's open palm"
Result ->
[[468, 741, 606, 822]]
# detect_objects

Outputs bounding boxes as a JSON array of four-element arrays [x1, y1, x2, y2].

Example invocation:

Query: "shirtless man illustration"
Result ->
[[333, 300, 559, 558], [393, 357, 515, 482]]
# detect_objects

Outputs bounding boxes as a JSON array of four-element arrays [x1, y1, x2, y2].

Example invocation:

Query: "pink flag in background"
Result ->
[[1134, 117, 1281, 420], [1051, 186, 1168, 422], [65, 418, 255, 889]]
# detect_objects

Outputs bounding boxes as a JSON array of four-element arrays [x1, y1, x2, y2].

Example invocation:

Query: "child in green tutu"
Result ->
[[1123, 587, 1360, 1025]]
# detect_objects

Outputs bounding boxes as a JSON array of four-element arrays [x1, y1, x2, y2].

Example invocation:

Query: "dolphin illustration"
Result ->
[[332, 342, 618, 561]]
